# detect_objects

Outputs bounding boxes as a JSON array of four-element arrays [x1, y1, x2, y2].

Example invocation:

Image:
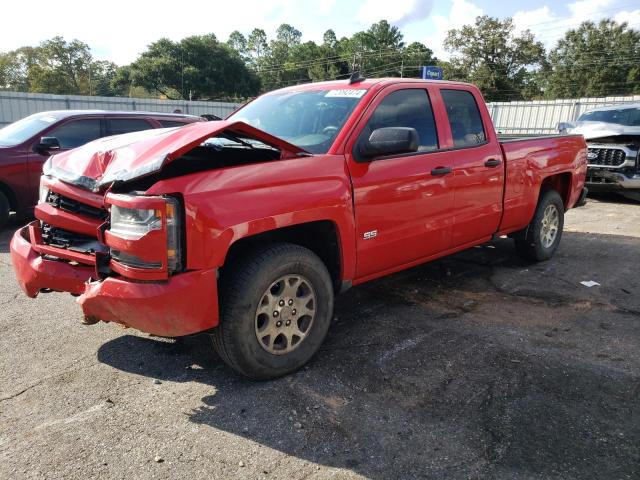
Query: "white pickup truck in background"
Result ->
[[559, 103, 640, 201]]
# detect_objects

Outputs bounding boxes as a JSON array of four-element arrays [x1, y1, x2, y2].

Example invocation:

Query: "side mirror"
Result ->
[[359, 127, 419, 160], [36, 136, 60, 153]]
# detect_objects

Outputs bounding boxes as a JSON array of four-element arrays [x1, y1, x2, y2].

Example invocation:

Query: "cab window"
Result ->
[[359, 89, 438, 154], [441, 89, 486, 148]]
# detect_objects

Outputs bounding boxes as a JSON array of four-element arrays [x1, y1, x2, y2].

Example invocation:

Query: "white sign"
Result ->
[[325, 89, 367, 98]]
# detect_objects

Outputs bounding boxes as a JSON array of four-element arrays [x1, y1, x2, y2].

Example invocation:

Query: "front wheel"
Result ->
[[514, 189, 565, 262], [212, 243, 334, 380]]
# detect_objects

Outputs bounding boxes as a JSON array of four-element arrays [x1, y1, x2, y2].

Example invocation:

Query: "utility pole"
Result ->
[[181, 49, 185, 100], [400, 59, 404, 78]]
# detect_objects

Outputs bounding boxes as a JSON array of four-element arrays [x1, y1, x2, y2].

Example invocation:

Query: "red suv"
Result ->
[[0, 110, 204, 228]]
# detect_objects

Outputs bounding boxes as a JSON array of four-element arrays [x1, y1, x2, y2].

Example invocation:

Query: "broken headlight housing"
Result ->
[[107, 195, 183, 275], [110, 205, 162, 240]]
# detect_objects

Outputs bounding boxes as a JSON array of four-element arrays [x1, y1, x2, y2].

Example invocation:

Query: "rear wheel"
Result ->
[[514, 189, 564, 262], [0, 191, 10, 230], [212, 243, 334, 380]]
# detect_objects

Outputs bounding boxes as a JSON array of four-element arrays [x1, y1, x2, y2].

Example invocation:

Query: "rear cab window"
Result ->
[[357, 88, 439, 157], [441, 89, 486, 148]]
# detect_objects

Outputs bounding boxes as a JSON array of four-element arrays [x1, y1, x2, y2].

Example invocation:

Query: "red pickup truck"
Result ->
[[10, 78, 587, 379]]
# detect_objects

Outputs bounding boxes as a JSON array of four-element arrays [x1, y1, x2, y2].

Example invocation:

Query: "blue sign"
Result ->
[[421, 66, 443, 80]]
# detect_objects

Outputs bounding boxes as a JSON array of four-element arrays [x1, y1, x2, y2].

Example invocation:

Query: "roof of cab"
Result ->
[[270, 77, 474, 94]]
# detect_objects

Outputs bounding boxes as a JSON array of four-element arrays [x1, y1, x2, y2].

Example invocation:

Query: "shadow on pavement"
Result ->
[[0, 216, 28, 254], [97, 233, 640, 479]]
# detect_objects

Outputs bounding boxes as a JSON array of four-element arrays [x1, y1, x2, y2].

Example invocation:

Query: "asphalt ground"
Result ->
[[1, 192, 638, 479]]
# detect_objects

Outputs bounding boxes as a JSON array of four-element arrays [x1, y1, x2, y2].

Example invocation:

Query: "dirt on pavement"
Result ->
[[0, 193, 639, 480]]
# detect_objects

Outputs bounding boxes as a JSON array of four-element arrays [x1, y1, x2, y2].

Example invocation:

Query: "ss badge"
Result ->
[[363, 230, 378, 240]]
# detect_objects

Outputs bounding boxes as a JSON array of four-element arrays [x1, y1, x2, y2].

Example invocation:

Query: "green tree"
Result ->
[[545, 19, 640, 98], [444, 16, 546, 101], [227, 31, 248, 61], [128, 34, 260, 100], [247, 29, 268, 70], [0, 37, 124, 96]]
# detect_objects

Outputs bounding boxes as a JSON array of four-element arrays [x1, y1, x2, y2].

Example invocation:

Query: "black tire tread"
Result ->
[[211, 242, 332, 379], [514, 189, 564, 262]]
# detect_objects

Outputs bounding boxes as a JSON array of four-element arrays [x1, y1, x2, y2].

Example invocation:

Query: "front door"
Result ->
[[346, 86, 455, 279]]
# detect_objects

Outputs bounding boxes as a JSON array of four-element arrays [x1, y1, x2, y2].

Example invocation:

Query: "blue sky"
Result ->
[[2, 0, 639, 64]]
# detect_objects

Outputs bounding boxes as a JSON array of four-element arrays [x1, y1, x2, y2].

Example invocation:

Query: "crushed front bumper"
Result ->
[[10, 223, 219, 337], [10, 225, 94, 297]]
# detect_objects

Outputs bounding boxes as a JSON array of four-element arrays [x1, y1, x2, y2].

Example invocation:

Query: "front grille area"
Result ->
[[46, 191, 108, 221], [587, 148, 627, 167], [41, 223, 107, 255]]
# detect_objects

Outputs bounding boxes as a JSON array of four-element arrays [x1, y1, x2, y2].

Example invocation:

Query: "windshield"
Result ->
[[227, 88, 368, 154], [578, 108, 640, 126], [0, 112, 61, 147]]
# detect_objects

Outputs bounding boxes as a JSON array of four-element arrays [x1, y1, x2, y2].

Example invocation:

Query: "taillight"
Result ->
[[105, 194, 183, 278]]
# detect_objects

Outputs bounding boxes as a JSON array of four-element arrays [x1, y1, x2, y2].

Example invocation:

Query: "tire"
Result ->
[[212, 243, 334, 380], [0, 191, 10, 231], [514, 189, 564, 262]]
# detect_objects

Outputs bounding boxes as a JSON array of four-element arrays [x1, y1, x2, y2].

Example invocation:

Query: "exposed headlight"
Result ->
[[38, 176, 49, 204], [109, 196, 182, 274], [110, 205, 162, 240]]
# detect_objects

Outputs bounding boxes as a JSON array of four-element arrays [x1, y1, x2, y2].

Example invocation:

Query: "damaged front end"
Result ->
[[11, 121, 308, 336]]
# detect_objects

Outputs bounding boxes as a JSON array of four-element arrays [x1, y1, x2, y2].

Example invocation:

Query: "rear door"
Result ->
[[438, 87, 504, 247], [346, 85, 455, 279]]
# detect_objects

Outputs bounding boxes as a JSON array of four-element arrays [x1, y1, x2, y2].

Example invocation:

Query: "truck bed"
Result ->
[[497, 134, 587, 234]]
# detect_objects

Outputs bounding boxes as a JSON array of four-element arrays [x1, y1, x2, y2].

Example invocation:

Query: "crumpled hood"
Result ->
[[564, 121, 640, 140], [44, 120, 308, 191]]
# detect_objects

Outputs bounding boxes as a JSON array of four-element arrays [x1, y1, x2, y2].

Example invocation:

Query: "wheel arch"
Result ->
[[540, 172, 572, 209], [221, 220, 347, 293]]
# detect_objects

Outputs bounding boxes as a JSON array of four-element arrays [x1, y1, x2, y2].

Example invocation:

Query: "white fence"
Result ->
[[488, 95, 640, 135], [3, 89, 639, 135], [0, 91, 240, 126]]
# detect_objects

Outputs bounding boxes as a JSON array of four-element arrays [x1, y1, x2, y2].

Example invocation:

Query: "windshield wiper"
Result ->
[[220, 132, 255, 149]]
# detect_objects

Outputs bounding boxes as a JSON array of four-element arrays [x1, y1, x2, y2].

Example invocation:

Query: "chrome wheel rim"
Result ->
[[540, 204, 559, 248], [254, 275, 316, 355]]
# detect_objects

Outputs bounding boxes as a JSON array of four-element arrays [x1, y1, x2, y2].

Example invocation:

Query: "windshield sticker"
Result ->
[[325, 89, 367, 98]]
